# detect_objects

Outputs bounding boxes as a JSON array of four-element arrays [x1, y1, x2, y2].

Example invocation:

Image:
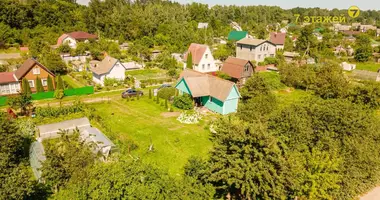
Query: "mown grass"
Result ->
[[355, 62, 380, 72], [90, 97, 212, 175], [62, 75, 85, 88]]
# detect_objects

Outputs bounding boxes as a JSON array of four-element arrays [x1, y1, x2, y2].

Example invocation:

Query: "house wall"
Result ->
[[23, 64, 55, 92], [106, 62, 126, 80], [275, 44, 284, 50], [0, 82, 20, 95], [92, 73, 105, 86], [175, 78, 192, 95], [62, 37, 77, 48], [236, 42, 276, 62], [193, 47, 218, 73], [201, 96, 224, 114], [222, 86, 240, 114]]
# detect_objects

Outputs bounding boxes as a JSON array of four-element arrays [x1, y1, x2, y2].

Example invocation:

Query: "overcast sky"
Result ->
[[76, 0, 379, 10]]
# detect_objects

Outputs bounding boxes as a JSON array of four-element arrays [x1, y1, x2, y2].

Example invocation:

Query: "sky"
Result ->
[[76, 0, 380, 10]]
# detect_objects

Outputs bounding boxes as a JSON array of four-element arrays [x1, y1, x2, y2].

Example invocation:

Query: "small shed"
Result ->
[[37, 117, 91, 140], [341, 62, 356, 71], [81, 127, 117, 159]]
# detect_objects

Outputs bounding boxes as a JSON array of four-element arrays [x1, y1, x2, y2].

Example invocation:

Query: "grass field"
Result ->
[[90, 97, 212, 175], [125, 68, 168, 80], [355, 62, 380, 72], [275, 89, 313, 108]]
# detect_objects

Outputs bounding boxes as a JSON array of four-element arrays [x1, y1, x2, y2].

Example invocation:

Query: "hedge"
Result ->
[[0, 96, 7, 106]]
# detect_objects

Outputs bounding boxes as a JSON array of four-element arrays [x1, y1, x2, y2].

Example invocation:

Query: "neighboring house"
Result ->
[[91, 56, 127, 86], [230, 22, 243, 31], [269, 32, 286, 50], [341, 62, 356, 71], [183, 43, 218, 73], [333, 24, 351, 32], [57, 31, 98, 48], [175, 69, 240, 115], [352, 22, 361, 29], [236, 38, 276, 62], [220, 57, 254, 85], [333, 45, 354, 56], [283, 51, 300, 63], [60, 52, 91, 64], [0, 58, 55, 96], [228, 31, 248, 41], [122, 61, 144, 70], [360, 25, 377, 32], [171, 53, 183, 62]]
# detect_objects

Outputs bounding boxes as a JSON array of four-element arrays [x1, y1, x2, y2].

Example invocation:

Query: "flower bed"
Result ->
[[177, 110, 202, 124]]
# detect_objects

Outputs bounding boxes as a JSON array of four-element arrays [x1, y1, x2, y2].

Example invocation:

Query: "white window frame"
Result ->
[[202, 64, 205, 70], [33, 67, 40, 75], [28, 80, 35, 88], [42, 78, 48, 87]]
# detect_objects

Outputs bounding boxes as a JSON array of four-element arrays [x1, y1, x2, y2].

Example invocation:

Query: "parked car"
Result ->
[[122, 89, 143, 98]]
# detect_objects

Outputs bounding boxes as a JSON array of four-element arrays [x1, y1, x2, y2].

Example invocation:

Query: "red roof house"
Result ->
[[183, 43, 218, 73], [221, 57, 254, 85], [57, 31, 98, 48], [269, 32, 286, 49]]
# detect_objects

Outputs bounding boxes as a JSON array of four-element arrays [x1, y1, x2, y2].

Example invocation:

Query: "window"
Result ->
[[270, 54, 274, 57], [240, 45, 242, 50], [258, 55, 261, 60], [244, 65, 249, 72], [28, 80, 34, 88], [250, 46, 252, 51], [202, 64, 205, 70], [260, 46, 262, 51], [42, 79, 48, 86], [209, 96, 213, 102], [267, 46, 269, 51], [205, 54, 208, 59], [207, 64, 210, 69], [33, 67, 40, 75]]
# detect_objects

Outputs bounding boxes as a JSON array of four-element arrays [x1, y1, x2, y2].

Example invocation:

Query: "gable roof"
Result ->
[[0, 72, 17, 84], [237, 38, 274, 46], [228, 31, 248, 41], [221, 57, 251, 79], [57, 31, 98, 45], [183, 43, 209, 65], [177, 69, 238, 102], [90, 56, 125, 75], [269, 32, 286, 45], [15, 59, 55, 80]]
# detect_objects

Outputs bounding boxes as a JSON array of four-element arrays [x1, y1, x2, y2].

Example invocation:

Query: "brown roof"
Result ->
[[15, 59, 55, 80], [0, 72, 17, 84], [178, 69, 238, 102], [183, 43, 208, 65], [255, 66, 268, 72], [269, 32, 286, 45], [221, 57, 251, 79], [342, 30, 361, 35], [57, 31, 98, 45], [90, 56, 124, 75]]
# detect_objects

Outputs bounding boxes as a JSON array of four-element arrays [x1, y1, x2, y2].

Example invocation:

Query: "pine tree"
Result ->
[[56, 75, 64, 90], [54, 75, 65, 99], [149, 89, 152, 99], [47, 76, 54, 91], [186, 52, 193, 69], [36, 76, 44, 93], [21, 78, 31, 96]]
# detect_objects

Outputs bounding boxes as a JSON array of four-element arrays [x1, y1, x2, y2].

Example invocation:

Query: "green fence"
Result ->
[[64, 86, 94, 96], [0, 96, 7, 106], [31, 91, 55, 100]]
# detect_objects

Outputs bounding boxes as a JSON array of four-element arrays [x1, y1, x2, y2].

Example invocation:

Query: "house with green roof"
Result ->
[[228, 31, 248, 41]]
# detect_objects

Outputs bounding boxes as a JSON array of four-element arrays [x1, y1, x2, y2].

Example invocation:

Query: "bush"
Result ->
[[141, 83, 146, 88], [157, 87, 175, 100], [104, 78, 122, 87], [173, 94, 193, 110]]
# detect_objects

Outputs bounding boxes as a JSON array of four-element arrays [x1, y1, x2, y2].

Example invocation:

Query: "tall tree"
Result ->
[[21, 78, 31, 96], [47, 76, 54, 91], [186, 52, 193, 69], [35, 76, 44, 93]]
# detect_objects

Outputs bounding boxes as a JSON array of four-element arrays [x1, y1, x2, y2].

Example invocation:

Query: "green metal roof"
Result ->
[[228, 31, 248, 41]]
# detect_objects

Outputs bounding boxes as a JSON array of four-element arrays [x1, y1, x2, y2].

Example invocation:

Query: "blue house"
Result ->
[[175, 69, 240, 115]]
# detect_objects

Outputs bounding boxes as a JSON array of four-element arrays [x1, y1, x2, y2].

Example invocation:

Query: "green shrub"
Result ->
[[173, 94, 193, 110], [156, 96, 160, 104], [157, 87, 175, 100], [141, 83, 146, 88], [104, 78, 122, 87], [149, 89, 152, 99], [165, 99, 168, 109]]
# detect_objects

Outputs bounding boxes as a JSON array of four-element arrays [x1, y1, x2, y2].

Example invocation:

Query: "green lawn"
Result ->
[[275, 89, 313, 108], [355, 62, 380, 72], [125, 68, 168, 80], [90, 97, 212, 175], [62, 75, 85, 88]]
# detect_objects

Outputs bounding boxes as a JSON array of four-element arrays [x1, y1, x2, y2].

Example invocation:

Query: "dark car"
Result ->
[[122, 89, 143, 98], [157, 84, 172, 91]]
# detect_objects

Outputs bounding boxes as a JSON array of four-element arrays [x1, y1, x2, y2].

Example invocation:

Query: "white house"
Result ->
[[91, 56, 127, 86], [183, 43, 218, 73], [56, 31, 98, 49], [236, 38, 276, 62]]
